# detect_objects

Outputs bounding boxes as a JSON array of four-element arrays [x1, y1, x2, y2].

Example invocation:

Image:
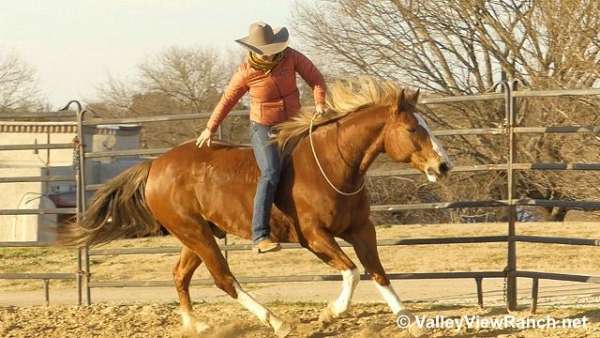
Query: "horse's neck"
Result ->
[[340, 106, 387, 173], [308, 106, 387, 187]]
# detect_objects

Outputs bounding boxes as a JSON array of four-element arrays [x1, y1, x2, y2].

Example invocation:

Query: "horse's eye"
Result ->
[[407, 128, 416, 133]]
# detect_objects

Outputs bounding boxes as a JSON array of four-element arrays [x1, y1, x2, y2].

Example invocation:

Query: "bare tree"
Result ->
[[137, 46, 235, 113], [95, 74, 137, 116], [0, 50, 43, 112], [98, 47, 238, 114], [94, 46, 244, 147], [293, 0, 600, 93], [292, 0, 600, 221]]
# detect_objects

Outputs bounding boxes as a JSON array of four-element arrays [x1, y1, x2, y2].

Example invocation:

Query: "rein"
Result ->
[[308, 114, 366, 196]]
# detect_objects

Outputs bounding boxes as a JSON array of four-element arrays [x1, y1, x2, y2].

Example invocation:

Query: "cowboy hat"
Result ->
[[235, 21, 289, 56]]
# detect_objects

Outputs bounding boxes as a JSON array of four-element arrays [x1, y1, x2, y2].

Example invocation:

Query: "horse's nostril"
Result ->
[[439, 162, 449, 175]]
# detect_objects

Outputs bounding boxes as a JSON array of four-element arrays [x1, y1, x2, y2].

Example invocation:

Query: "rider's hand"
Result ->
[[315, 104, 327, 115], [196, 128, 213, 148]]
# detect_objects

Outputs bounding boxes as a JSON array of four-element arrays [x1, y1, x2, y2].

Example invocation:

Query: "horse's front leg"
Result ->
[[301, 225, 360, 323], [342, 221, 418, 323]]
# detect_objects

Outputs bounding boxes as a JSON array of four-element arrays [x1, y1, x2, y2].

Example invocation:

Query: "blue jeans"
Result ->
[[250, 121, 282, 243]]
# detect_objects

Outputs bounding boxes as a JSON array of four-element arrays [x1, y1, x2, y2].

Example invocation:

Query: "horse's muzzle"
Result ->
[[439, 162, 450, 177]]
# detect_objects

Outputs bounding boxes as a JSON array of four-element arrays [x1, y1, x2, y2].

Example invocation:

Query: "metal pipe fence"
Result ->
[[2, 83, 600, 310], [0, 108, 81, 305]]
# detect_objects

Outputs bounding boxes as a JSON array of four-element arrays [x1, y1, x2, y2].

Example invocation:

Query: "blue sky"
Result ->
[[0, 0, 302, 109]]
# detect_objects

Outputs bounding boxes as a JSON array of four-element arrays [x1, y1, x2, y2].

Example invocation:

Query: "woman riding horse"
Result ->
[[61, 24, 453, 337], [196, 21, 328, 254], [63, 76, 451, 337]]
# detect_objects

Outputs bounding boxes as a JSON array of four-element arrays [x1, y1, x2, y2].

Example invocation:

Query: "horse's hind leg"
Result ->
[[166, 217, 293, 337], [173, 246, 207, 334]]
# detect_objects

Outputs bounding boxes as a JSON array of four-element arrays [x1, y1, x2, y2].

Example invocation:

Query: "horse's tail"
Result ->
[[58, 160, 161, 247]]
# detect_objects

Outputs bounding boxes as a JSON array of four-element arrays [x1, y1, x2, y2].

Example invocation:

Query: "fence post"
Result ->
[[475, 277, 484, 308], [217, 125, 229, 262], [505, 80, 518, 311], [43, 279, 50, 306], [59, 100, 85, 307], [530, 277, 539, 314], [74, 134, 83, 306], [76, 108, 92, 305]]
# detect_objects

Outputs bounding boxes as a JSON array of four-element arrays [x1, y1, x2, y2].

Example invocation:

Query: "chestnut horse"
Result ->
[[61, 77, 451, 337]]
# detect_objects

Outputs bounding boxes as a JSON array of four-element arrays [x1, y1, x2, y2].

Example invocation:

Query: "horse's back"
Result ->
[[145, 139, 298, 242], [145, 140, 258, 237], [153, 140, 259, 180]]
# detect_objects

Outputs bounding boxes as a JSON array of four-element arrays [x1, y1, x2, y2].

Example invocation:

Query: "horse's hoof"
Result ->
[[182, 322, 210, 336], [274, 321, 294, 337], [180, 312, 210, 336], [318, 304, 336, 325], [396, 310, 424, 337], [408, 322, 426, 338], [193, 322, 210, 334]]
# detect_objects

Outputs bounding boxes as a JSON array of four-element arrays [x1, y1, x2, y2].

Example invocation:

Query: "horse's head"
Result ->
[[382, 89, 452, 182]]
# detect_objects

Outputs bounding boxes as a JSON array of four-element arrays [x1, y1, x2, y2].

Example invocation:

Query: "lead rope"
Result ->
[[308, 113, 366, 196]]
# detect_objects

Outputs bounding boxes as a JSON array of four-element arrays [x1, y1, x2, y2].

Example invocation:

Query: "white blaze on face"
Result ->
[[414, 113, 452, 182], [426, 171, 438, 183]]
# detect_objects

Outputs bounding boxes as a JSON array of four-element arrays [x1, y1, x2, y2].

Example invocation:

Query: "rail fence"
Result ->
[[0, 112, 80, 305], [2, 82, 600, 312]]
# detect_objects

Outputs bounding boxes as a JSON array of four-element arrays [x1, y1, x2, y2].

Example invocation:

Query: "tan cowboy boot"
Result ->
[[253, 238, 281, 254]]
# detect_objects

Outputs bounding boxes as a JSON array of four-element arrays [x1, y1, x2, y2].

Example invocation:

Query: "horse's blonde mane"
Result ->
[[273, 76, 407, 148]]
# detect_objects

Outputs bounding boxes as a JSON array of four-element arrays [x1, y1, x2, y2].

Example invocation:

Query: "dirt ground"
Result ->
[[1, 302, 597, 338], [2, 222, 600, 337]]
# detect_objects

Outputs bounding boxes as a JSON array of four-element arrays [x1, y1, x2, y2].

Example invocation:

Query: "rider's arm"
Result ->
[[206, 66, 249, 133], [292, 49, 327, 106]]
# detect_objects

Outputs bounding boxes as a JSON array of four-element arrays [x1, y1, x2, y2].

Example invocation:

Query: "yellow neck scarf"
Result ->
[[247, 51, 284, 74]]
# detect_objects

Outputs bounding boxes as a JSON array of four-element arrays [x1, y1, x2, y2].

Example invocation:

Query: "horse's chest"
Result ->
[[321, 198, 368, 233]]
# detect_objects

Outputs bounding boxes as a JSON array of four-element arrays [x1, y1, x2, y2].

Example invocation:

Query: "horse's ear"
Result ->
[[394, 89, 406, 116], [398, 88, 417, 113], [413, 88, 420, 102]]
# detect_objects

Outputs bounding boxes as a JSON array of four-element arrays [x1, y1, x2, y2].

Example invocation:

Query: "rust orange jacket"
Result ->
[[206, 47, 326, 133]]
